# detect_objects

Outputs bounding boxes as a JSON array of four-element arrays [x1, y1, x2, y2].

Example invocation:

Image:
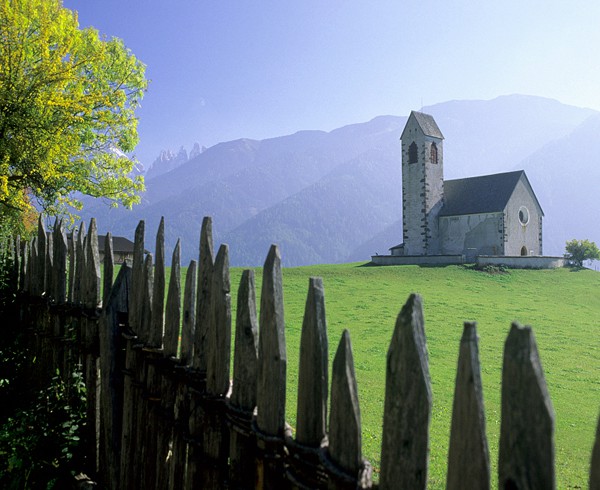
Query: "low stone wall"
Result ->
[[476, 255, 566, 269], [371, 254, 465, 266]]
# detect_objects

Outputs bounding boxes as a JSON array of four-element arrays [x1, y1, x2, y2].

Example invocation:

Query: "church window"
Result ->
[[408, 142, 418, 164], [430, 142, 438, 164], [521, 246, 528, 256], [518, 206, 529, 225]]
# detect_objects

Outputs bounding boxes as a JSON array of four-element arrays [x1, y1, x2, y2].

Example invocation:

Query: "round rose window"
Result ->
[[518, 206, 529, 226]]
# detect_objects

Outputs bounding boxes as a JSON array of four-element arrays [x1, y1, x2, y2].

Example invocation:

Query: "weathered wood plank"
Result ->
[[380, 293, 431, 490], [498, 323, 555, 490], [130, 220, 145, 334], [67, 230, 75, 303], [257, 244, 287, 436], [591, 411, 600, 490], [181, 259, 197, 365], [163, 239, 181, 359], [207, 244, 231, 396], [133, 253, 154, 484], [446, 322, 490, 490], [73, 222, 86, 305], [140, 253, 154, 343], [325, 329, 371, 490], [150, 217, 165, 348], [230, 269, 259, 410], [53, 222, 68, 305], [99, 263, 130, 488], [229, 269, 259, 488], [83, 218, 101, 474], [103, 233, 114, 308], [85, 218, 101, 309], [36, 215, 46, 296], [185, 246, 208, 489], [296, 276, 328, 447], [23, 239, 32, 294], [193, 216, 214, 371], [45, 232, 53, 300], [12, 235, 20, 289], [254, 245, 288, 490], [19, 239, 27, 293], [287, 276, 329, 489]]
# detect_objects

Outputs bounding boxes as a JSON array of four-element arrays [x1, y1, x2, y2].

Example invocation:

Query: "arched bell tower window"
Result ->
[[430, 142, 438, 164], [408, 142, 418, 164]]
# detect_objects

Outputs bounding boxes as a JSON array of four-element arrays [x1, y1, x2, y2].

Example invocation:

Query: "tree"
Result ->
[[0, 0, 147, 234], [565, 239, 600, 267]]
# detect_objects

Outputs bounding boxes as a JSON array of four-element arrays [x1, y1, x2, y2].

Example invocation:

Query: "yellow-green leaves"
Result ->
[[0, 0, 147, 227]]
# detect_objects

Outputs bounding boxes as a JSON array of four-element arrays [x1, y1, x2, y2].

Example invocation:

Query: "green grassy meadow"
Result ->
[[222, 263, 599, 489], [164, 262, 600, 488]]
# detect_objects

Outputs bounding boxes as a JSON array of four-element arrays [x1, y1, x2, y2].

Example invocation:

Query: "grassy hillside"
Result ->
[[223, 263, 600, 488]]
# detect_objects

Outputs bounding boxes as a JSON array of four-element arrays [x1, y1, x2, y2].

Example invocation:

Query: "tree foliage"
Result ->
[[565, 239, 600, 267], [0, 0, 147, 232]]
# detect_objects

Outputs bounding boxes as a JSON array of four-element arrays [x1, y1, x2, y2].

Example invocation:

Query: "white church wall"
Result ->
[[440, 212, 504, 260], [503, 177, 543, 255]]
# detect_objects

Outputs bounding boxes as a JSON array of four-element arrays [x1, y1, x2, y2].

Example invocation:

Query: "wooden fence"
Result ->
[[2, 215, 600, 489]]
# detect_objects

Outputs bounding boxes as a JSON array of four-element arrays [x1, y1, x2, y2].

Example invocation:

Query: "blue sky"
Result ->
[[64, 0, 600, 168]]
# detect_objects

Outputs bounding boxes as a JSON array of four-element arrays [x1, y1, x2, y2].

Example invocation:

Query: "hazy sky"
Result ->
[[64, 0, 599, 168]]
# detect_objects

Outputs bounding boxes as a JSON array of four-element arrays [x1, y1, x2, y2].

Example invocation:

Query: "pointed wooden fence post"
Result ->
[[130, 220, 145, 333], [186, 218, 214, 488], [181, 259, 197, 365], [170, 258, 197, 488], [103, 233, 114, 308], [134, 252, 154, 484], [193, 244, 231, 489], [36, 215, 46, 297], [446, 322, 490, 490], [140, 220, 167, 488], [119, 220, 145, 489], [498, 323, 555, 490], [116, 247, 145, 488], [83, 218, 102, 474], [255, 244, 289, 490], [51, 222, 68, 377], [150, 217, 165, 349], [19, 240, 27, 294], [591, 412, 600, 490], [156, 240, 183, 489], [379, 293, 431, 490], [322, 330, 371, 489], [193, 216, 214, 373], [287, 277, 329, 489], [99, 263, 131, 489], [228, 269, 259, 489]]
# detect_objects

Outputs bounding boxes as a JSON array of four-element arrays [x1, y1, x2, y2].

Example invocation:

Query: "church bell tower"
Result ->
[[400, 111, 444, 255]]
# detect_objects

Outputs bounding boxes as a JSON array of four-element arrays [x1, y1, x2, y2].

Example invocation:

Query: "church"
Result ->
[[374, 111, 546, 265]]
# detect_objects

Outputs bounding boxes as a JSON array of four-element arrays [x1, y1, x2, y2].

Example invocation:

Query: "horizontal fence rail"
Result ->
[[2, 215, 599, 489]]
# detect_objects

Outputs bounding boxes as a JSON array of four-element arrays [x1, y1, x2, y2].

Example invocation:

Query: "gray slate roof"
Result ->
[[439, 170, 543, 217], [412, 111, 444, 139]]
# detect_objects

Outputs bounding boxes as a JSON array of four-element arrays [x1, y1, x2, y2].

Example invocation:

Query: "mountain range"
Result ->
[[81, 94, 599, 267]]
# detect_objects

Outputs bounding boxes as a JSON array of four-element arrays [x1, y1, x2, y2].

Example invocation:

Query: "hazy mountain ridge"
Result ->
[[81, 95, 599, 266]]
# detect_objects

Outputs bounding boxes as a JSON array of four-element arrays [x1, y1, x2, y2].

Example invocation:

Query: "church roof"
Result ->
[[439, 170, 543, 217], [409, 111, 444, 139]]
